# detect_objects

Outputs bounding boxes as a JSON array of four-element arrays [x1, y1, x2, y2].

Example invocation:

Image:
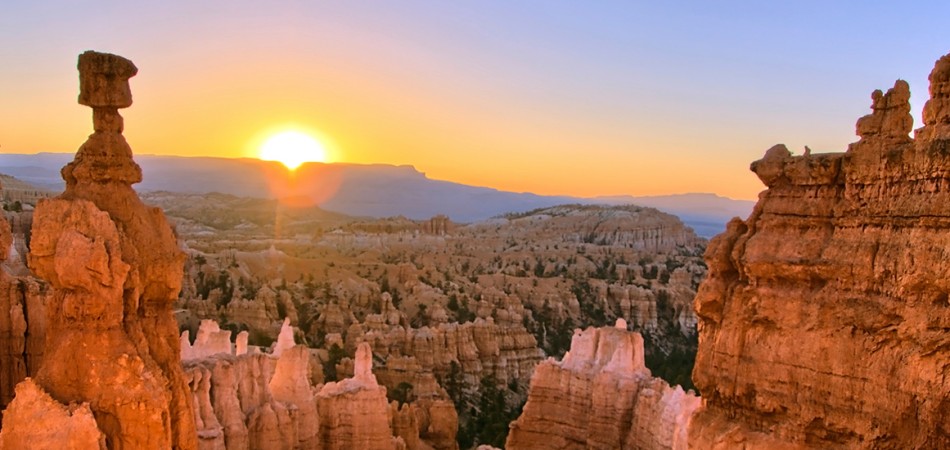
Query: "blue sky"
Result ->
[[1, 1, 949, 199]]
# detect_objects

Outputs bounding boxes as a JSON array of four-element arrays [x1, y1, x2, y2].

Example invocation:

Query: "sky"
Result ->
[[1, 1, 949, 200]]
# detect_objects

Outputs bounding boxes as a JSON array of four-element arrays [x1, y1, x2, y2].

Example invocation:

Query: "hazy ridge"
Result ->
[[0, 153, 754, 237]]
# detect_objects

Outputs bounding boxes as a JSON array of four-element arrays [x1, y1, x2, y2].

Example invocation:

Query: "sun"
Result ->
[[259, 130, 327, 170]]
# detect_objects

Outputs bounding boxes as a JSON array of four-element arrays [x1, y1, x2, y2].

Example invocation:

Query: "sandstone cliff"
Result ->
[[0, 51, 198, 449], [506, 319, 699, 450], [690, 53, 950, 448]]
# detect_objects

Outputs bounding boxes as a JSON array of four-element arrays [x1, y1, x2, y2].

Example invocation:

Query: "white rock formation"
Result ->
[[181, 320, 234, 361]]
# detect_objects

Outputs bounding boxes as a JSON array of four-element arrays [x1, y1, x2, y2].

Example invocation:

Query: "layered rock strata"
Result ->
[[506, 320, 699, 449], [690, 53, 950, 448], [352, 317, 543, 389]]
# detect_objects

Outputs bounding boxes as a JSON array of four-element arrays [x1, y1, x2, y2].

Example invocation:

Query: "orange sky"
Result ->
[[2, 2, 949, 200]]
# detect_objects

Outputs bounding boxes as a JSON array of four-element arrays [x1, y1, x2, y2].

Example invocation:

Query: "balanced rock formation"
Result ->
[[690, 53, 950, 448], [0, 51, 198, 449], [506, 319, 700, 449]]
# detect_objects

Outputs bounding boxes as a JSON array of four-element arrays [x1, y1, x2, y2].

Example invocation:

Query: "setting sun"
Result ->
[[259, 131, 327, 170]]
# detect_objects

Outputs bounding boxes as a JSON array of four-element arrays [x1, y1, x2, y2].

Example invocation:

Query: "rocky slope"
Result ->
[[0, 175, 53, 207], [506, 319, 699, 449], [0, 175, 50, 418], [690, 53, 950, 448]]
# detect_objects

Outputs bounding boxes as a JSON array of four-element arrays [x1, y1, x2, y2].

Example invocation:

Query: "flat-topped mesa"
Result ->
[[691, 51, 950, 449], [0, 51, 198, 449]]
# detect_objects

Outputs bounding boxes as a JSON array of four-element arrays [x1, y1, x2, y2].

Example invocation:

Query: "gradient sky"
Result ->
[[2, 1, 949, 200]]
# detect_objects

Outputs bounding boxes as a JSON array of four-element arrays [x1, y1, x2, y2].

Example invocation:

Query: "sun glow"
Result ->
[[259, 131, 328, 170]]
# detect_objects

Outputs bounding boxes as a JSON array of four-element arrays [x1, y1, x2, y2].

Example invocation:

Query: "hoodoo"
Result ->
[[689, 53, 950, 448], [506, 319, 700, 449], [0, 51, 198, 449]]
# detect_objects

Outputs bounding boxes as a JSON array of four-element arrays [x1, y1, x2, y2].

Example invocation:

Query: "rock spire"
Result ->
[[0, 51, 198, 449]]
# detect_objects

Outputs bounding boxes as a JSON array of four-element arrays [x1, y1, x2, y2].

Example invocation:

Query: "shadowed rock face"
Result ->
[[690, 52, 950, 449], [0, 51, 198, 449], [0, 179, 52, 424]]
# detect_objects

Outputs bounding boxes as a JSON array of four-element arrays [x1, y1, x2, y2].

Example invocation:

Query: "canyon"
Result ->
[[1, 48, 948, 450], [0, 50, 706, 449]]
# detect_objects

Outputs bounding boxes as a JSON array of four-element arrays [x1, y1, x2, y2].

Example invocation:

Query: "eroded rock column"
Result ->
[[1, 51, 197, 449]]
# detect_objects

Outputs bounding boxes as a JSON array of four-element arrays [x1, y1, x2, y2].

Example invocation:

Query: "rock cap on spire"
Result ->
[[77, 51, 137, 108]]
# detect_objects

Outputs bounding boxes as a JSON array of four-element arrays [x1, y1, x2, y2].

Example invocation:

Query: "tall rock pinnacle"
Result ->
[[0, 51, 199, 449]]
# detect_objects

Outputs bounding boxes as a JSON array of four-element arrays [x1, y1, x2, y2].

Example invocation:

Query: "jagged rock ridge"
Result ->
[[506, 319, 699, 449], [690, 52, 950, 448], [183, 319, 453, 449]]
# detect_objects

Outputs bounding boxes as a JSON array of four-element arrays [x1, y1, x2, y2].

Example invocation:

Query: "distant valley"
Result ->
[[0, 153, 754, 237]]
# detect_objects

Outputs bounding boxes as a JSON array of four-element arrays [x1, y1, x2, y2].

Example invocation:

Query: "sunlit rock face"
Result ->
[[183, 320, 447, 450], [506, 320, 700, 450], [316, 342, 402, 450], [0, 378, 106, 449], [0, 50, 199, 449], [182, 320, 320, 450], [690, 52, 950, 449]]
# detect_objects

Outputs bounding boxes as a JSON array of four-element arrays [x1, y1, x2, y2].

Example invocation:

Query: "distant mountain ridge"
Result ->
[[0, 153, 754, 237]]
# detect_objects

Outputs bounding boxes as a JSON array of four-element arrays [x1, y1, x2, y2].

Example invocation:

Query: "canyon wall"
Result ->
[[690, 53, 950, 448], [506, 319, 700, 450]]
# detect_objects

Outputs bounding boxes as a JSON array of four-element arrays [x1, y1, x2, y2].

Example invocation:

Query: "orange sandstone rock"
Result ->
[[316, 343, 401, 450], [506, 320, 699, 449], [690, 52, 950, 449], [0, 378, 105, 450], [0, 50, 198, 449]]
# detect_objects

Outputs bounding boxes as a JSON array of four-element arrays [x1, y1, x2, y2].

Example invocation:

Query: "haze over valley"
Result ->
[[0, 153, 754, 237]]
